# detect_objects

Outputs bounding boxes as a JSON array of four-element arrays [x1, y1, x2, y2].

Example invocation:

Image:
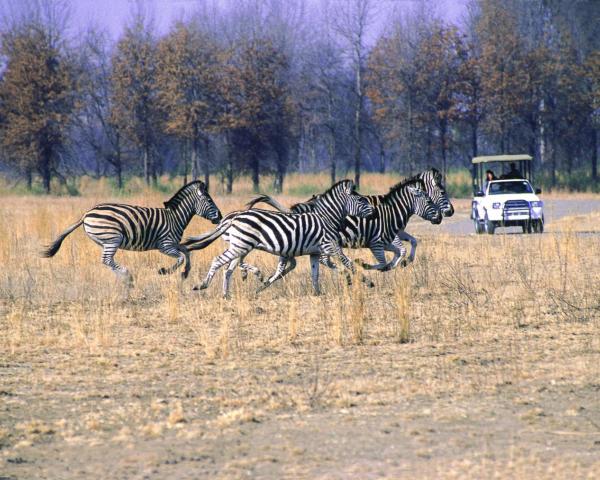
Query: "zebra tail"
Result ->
[[245, 194, 292, 213], [40, 218, 84, 258], [183, 215, 234, 251]]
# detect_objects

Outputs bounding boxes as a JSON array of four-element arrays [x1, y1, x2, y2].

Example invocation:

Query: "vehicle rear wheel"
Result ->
[[485, 216, 495, 235], [474, 218, 484, 234]]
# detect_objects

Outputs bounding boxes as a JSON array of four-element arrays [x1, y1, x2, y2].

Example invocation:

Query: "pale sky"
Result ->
[[69, 0, 470, 39]]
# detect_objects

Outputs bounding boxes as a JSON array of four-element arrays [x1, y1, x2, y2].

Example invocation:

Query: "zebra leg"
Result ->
[[319, 256, 337, 269], [101, 243, 129, 278], [310, 254, 321, 295], [256, 257, 296, 293], [238, 256, 264, 283], [157, 244, 190, 278], [331, 247, 375, 288], [382, 232, 415, 271], [193, 249, 243, 291], [223, 257, 240, 298], [355, 242, 388, 271]]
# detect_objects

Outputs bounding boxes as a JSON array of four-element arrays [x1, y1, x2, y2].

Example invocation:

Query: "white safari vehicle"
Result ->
[[471, 154, 544, 234]]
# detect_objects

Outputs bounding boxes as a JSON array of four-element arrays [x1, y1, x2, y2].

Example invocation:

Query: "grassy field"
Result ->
[[1, 178, 600, 479]]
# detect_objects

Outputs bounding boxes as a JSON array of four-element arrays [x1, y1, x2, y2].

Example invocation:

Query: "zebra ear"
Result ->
[[196, 181, 207, 193]]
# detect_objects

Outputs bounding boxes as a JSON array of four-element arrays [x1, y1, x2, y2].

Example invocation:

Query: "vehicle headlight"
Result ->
[[492, 202, 501, 209], [530, 201, 543, 208]]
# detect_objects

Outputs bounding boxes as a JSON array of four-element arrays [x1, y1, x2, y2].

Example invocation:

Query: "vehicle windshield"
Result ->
[[488, 181, 533, 195]]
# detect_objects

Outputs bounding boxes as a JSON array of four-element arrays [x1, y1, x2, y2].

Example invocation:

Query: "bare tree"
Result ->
[[332, 0, 376, 188]]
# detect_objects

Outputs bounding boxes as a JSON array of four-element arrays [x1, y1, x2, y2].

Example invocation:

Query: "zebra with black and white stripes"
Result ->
[[41, 180, 222, 280], [241, 175, 442, 288], [355, 168, 453, 269], [183, 180, 374, 296], [244, 169, 450, 275]]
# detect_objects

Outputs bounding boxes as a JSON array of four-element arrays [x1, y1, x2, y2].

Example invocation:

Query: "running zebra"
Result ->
[[41, 181, 222, 280], [245, 169, 450, 273], [183, 180, 374, 296]]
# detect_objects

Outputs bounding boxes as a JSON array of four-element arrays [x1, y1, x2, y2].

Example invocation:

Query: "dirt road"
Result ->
[[411, 198, 600, 235]]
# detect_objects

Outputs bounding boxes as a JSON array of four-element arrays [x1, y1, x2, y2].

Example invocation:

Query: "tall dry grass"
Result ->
[[0, 184, 598, 356]]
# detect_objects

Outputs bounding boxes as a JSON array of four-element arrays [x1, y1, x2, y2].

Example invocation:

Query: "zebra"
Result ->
[[244, 169, 449, 275], [41, 180, 222, 280], [240, 175, 442, 287], [183, 180, 375, 296]]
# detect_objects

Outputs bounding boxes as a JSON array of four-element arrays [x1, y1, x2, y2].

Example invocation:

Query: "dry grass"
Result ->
[[1, 182, 600, 479]]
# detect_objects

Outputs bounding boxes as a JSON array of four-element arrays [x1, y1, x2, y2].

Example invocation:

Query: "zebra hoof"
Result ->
[[400, 259, 408, 268], [240, 271, 248, 281], [192, 283, 208, 291], [256, 283, 269, 294]]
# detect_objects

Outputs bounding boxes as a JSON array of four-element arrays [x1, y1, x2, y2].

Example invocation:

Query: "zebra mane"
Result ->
[[164, 180, 206, 209], [289, 179, 355, 210], [381, 175, 426, 204], [427, 167, 443, 184]]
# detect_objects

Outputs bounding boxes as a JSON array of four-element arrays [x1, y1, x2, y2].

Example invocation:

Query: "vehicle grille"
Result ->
[[503, 200, 530, 221]]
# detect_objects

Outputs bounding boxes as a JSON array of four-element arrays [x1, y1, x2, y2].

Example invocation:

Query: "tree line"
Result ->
[[0, 0, 598, 194]]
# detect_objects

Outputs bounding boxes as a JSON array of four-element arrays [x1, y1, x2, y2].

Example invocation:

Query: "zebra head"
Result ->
[[165, 181, 222, 224], [339, 181, 375, 219], [419, 168, 454, 217], [408, 183, 442, 225], [192, 182, 222, 224]]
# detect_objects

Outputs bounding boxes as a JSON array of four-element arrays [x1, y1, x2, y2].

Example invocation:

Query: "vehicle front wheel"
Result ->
[[523, 221, 533, 234], [532, 219, 544, 233], [485, 216, 495, 235], [474, 218, 484, 234]]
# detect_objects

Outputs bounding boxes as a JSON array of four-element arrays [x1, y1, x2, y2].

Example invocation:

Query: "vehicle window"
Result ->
[[489, 181, 533, 195]]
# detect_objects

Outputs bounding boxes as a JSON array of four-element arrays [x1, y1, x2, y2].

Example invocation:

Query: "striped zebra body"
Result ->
[[339, 178, 441, 271], [184, 180, 374, 296], [242, 169, 449, 279], [42, 181, 221, 280]]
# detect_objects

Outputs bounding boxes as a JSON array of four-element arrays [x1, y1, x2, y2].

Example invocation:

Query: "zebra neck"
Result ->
[[313, 202, 345, 233], [168, 201, 196, 237], [386, 190, 414, 230]]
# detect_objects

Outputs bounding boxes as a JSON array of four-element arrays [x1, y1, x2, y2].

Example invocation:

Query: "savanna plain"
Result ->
[[1, 174, 599, 479]]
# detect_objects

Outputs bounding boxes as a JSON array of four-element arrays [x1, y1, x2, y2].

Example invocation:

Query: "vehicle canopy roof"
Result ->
[[472, 154, 532, 164]]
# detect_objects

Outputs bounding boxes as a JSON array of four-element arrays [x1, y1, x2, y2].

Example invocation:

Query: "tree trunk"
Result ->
[[42, 166, 51, 194], [40, 146, 52, 194], [203, 138, 210, 189], [328, 135, 336, 185], [472, 123, 478, 159], [183, 140, 189, 186], [353, 104, 361, 189], [550, 132, 557, 187], [592, 128, 598, 181], [353, 57, 363, 189], [143, 148, 149, 185], [191, 143, 198, 180], [26, 168, 32, 190], [440, 118, 448, 181], [115, 155, 123, 190], [225, 132, 234, 194], [227, 158, 234, 194], [251, 153, 260, 193]]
